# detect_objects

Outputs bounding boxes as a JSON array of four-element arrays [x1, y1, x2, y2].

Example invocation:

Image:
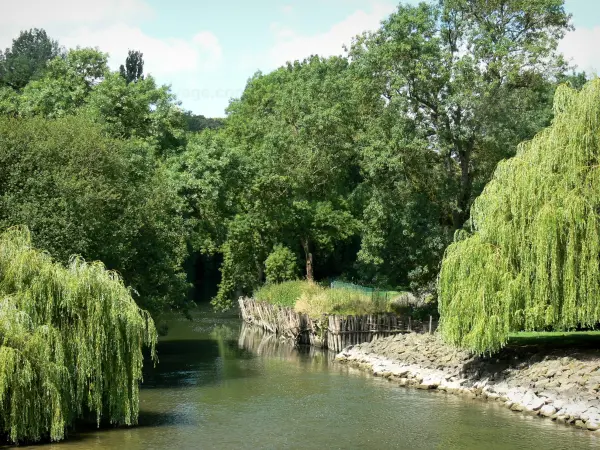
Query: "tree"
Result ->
[[439, 80, 600, 354], [86, 71, 186, 153], [0, 114, 190, 317], [19, 48, 109, 118], [0, 28, 63, 90], [0, 227, 157, 443], [119, 50, 144, 84], [183, 112, 224, 132], [350, 0, 571, 289], [265, 244, 299, 284], [210, 56, 362, 309]]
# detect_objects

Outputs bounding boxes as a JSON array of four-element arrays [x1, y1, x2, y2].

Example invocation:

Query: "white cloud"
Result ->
[[559, 27, 600, 75], [0, 0, 153, 26], [281, 5, 294, 15], [0, 0, 223, 85], [193, 31, 223, 71], [267, 2, 395, 68], [59, 26, 223, 77]]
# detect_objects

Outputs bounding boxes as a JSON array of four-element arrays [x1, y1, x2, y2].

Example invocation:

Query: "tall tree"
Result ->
[[350, 0, 571, 289], [0, 114, 190, 317], [0, 28, 63, 90], [119, 50, 144, 84], [19, 48, 109, 118], [209, 56, 362, 309]]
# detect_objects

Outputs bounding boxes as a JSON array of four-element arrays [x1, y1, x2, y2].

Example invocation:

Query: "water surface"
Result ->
[[28, 307, 599, 449]]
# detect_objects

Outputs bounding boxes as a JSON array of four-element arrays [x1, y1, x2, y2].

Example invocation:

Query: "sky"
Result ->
[[0, 0, 599, 117]]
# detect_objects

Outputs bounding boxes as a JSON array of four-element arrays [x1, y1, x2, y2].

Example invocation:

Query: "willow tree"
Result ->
[[439, 80, 600, 354], [0, 227, 157, 443]]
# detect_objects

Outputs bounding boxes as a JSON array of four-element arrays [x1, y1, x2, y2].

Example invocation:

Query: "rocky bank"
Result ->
[[336, 333, 600, 433]]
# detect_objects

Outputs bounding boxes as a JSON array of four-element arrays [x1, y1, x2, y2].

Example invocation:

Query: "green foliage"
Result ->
[[0, 114, 189, 316], [439, 80, 600, 354], [350, 0, 571, 289], [0, 28, 63, 90], [183, 112, 224, 132], [210, 56, 362, 308], [86, 71, 185, 152], [119, 50, 144, 84], [265, 245, 299, 284], [254, 280, 313, 308], [19, 48, 109, 118], [0, 227, 157, 443], [255, 280, 396, 318]]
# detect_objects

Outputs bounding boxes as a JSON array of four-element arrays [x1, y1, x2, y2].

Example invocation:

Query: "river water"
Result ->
[[28, 308, 599, 450]]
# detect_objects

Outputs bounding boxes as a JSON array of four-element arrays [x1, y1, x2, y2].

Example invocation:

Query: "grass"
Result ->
[[254, 280, 409, 318], [508, 330, 600, 348]]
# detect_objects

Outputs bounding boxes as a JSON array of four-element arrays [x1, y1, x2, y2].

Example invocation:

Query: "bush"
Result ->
[[264, 244, 299, 284]]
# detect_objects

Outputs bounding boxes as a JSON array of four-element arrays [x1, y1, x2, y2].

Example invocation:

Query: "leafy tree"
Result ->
[[439, 80, 600, 354], [168, 130, 247, 255], [0, 28, 63, 90], [210, 56, 362, 309], [350, 0, 571, 289], [0, 114, 189, 316], [86, 71, 185, 153], [19, 48, 109, 118], [119, 50, 144, 84], [183, 112, 224, 132]]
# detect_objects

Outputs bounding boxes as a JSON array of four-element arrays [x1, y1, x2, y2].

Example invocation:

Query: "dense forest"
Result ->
[[0, 0, 595, 441]]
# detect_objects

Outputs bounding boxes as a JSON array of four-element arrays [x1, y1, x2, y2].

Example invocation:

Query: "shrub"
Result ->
[[264, 244, 299, 284]]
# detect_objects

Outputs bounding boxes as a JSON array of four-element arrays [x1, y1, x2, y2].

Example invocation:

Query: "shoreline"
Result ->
[[335, 333, 600, 436]]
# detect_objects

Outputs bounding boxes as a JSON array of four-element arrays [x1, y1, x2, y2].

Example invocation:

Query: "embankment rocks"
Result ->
[[336, 333, 600, 434]]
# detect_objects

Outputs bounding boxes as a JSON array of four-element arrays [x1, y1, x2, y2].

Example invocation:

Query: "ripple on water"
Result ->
[[21, 308, 600, 450]]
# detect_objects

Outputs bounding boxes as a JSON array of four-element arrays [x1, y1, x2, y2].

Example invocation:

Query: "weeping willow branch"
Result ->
[[0, 226, 157, 443], [439, 79, 600, 354]]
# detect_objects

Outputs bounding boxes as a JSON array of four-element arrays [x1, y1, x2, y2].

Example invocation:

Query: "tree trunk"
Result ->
[[452, 139, 474, 230], [301, 238, 314, 282]]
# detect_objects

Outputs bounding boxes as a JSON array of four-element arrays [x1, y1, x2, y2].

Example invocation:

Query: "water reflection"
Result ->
[[238, 323, 336, 363]]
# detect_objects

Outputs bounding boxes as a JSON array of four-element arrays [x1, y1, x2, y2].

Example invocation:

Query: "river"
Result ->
[[27, 307, 598, 449]]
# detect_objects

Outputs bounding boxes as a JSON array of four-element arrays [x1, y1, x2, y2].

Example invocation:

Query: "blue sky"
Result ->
[[1, 0, 599, 117]]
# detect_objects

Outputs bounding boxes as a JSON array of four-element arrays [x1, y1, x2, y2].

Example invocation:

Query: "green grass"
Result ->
[[508, 330, 600, 348], [253, 280, 321, 308], [254, 280, 407, 318]]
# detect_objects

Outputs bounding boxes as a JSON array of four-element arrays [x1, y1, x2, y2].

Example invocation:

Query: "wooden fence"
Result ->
[[238, 297, 438, 353]]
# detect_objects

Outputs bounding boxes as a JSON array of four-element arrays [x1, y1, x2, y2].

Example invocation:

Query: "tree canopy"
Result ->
[[348, 0, 571, 289], [0, 28, 63, 90]]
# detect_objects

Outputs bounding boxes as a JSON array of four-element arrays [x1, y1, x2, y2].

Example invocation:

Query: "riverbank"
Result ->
[[336, 332, 600, 435], [238, 297, 436, 352]]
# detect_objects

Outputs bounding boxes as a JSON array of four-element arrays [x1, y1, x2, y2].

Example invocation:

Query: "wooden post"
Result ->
[[429, 315, 433, 334]]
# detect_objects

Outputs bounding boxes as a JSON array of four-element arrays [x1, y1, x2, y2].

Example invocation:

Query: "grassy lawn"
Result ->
[[508, 330, 600, 348]]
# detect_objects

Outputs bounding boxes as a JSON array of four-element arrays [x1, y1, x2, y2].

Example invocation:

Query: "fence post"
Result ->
[[429, 315, 433, 334]]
